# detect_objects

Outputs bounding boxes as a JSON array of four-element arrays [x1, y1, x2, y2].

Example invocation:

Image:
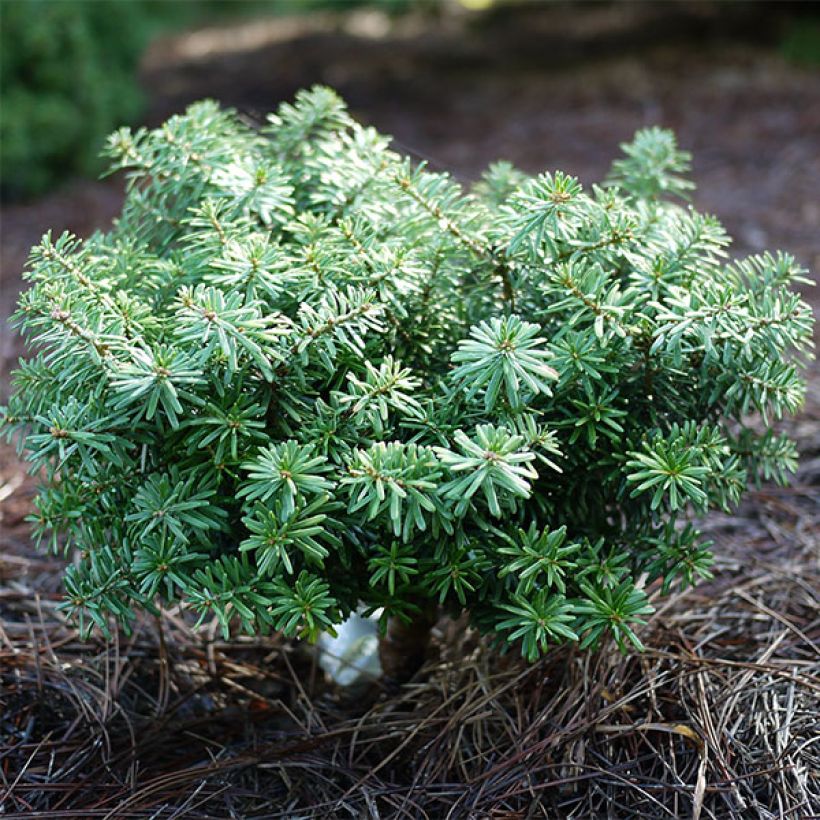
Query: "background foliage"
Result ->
[[1, 0, 160, 199], [0, 0, 417, 201]]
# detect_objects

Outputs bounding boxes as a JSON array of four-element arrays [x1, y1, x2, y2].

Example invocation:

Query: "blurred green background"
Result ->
[[1, 0, 176, 199], [0, 0, 419, 200]]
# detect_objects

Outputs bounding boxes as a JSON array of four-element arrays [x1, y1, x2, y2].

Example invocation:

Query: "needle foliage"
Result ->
[[3, 88, 813, 659]]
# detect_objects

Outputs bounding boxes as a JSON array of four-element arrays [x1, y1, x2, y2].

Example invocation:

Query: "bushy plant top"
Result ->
[[3, 88, 813, 658]]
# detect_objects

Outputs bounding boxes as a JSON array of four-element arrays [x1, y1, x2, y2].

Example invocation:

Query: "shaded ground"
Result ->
[[1, 5, 819, 818], [1, 435, 818, 817], [142, 3, 820, 273]]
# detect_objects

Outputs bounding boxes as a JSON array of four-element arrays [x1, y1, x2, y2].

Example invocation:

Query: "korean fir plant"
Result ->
[[3, 87, 813, 677]]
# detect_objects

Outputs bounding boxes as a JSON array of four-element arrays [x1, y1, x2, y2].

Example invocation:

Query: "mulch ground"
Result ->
[[1, 5, 819, 817]]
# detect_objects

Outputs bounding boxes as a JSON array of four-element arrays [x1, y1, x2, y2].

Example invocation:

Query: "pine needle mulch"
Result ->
[[2, 400, 818, 818]]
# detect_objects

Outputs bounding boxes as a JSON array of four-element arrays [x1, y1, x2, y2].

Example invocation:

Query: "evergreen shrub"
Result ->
[[3, 88, 813, 660]]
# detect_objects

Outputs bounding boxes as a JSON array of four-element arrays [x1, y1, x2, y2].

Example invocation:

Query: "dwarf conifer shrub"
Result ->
[[3, 88, 813, 660]]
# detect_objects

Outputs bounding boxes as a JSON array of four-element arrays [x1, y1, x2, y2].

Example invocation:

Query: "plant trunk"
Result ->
[[378, 605, 437, 684]]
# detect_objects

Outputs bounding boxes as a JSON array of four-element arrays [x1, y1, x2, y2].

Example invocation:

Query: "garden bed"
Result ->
[[1, 441, 818, 816], [1, 6, 818, 817]]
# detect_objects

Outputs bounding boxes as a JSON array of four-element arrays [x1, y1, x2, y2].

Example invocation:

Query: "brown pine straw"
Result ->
[[1, 400, 818, 817]]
